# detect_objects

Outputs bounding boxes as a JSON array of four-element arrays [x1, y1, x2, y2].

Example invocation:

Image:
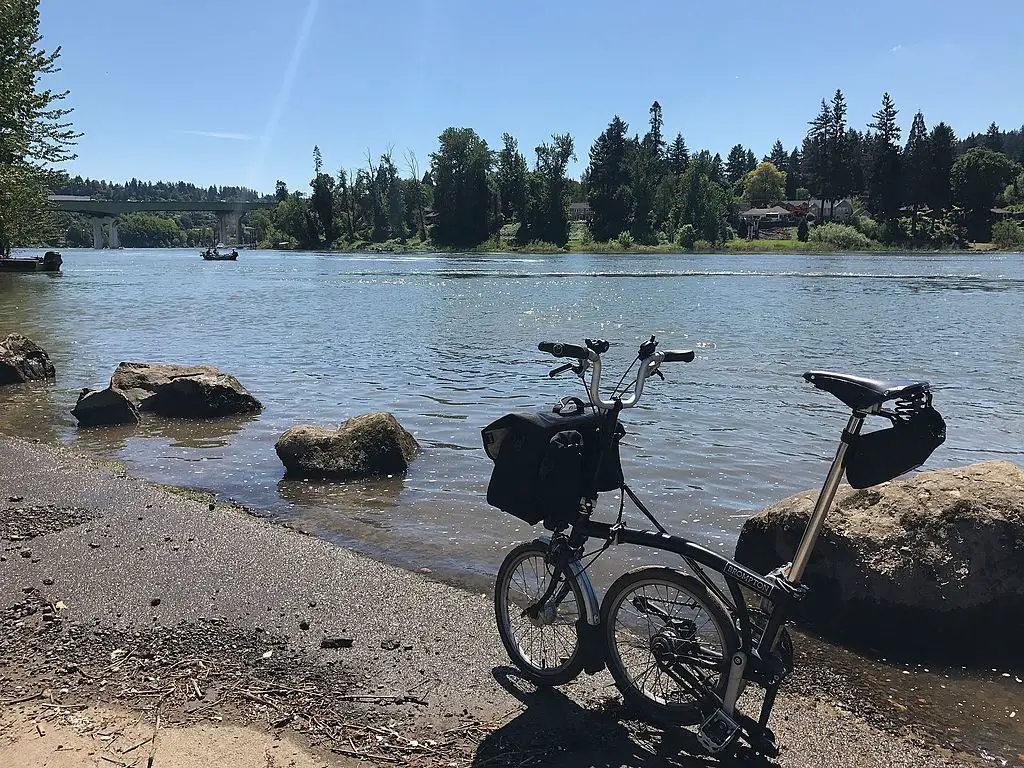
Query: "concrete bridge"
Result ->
[[48, 196, 276, 248]]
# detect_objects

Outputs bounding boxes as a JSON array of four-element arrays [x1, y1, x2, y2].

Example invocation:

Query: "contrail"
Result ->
[[247, 0, 319, 189]]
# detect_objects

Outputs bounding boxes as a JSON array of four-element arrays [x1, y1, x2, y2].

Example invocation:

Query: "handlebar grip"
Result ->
[[538, 341, 590, 359], [663, 349, 695, 363]]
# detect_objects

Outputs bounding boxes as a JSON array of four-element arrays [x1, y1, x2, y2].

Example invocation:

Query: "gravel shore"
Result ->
[[0, 434, 983, 767]]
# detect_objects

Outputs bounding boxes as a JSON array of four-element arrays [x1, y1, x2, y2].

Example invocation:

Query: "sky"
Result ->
[[37, 0, 1024, 195]]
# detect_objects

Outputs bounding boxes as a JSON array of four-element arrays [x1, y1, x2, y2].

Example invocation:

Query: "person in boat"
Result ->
[[231, 249, 238, 258]]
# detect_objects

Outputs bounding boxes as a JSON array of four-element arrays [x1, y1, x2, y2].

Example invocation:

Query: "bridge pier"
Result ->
[[91, 218, 120, 248], [216, 210, 245, 246]]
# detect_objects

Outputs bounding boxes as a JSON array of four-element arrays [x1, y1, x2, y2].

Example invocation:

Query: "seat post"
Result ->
[[787, 411, 865, 584]]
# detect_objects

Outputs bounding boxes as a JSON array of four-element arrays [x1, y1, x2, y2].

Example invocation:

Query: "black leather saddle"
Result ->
[[803, 371, 930, 410]]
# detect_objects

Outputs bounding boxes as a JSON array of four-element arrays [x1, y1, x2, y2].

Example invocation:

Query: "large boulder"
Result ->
[[0, 334, 55, 385], [735, 461, 1024, 662], [276, 412, 419, 480], [109, 362, 261, 419], [71, 387, 141, 427]]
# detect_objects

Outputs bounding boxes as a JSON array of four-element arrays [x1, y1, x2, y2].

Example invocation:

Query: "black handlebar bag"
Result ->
[[844, 405, 946, 489], [482, 410, 624, 526]]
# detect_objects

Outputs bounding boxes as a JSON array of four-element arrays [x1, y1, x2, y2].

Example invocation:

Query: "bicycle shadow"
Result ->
[[472, 668, 775, 768]]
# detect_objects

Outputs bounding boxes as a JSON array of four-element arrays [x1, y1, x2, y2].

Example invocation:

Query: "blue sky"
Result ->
[[38, 0, 1024, 194]]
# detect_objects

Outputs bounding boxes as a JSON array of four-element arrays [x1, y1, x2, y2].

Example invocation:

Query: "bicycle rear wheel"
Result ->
[[494, 540, 587, 686], [601, 566, 738, 727]]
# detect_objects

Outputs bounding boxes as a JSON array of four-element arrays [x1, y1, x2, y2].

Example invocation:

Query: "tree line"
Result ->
[[259, 94, 1023, 251]]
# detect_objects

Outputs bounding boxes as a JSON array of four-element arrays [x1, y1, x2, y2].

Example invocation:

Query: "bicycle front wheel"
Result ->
[[494, 540, 587, 686], [601, 566, 738, 727]]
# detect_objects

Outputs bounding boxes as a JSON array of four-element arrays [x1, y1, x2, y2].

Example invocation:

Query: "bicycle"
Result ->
[[482, 336, 945, 758]]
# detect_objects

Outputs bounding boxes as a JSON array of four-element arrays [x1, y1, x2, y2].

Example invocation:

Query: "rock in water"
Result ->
[[71, 387, 141, 427], [735, 461, 1024, 662], [0, 334, 55, 385], [109, 362, 261, 418], [276, 412, 419, 480]]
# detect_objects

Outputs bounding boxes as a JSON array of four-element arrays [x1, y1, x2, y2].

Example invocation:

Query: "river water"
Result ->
[[1, 248, 1022, 758]]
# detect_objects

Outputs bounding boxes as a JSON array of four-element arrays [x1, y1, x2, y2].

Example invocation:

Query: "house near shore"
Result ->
[[569, 202, 594, 222], [739, 205, 794, 226], [800, 198, 855, 223]]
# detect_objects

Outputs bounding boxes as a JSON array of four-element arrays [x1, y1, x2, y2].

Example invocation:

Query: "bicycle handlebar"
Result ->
[[538, 338, 694, 411], [537, 341, 593, 360]]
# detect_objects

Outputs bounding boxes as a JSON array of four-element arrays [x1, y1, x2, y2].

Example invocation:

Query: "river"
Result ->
[[1, 247, 1022, 759]]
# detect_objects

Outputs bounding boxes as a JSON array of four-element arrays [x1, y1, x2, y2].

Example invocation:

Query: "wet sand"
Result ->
[[0, 435, 986, 767]]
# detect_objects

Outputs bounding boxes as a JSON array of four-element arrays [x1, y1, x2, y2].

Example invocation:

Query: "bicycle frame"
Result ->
[[536, 406, 869, 746]]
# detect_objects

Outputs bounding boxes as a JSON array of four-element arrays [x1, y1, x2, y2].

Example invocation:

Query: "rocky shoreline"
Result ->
[[0, 434, 997, 767]]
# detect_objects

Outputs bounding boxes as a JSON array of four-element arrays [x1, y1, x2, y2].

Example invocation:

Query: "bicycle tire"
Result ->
[[494, 540, 587, 686], [601, 566, 739, 727]]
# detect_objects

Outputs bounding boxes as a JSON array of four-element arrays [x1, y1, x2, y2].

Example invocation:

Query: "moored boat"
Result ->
[[0, 250, 62, 272]]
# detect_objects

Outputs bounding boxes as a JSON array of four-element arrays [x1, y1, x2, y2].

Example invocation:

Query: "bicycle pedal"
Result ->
[[696, 708, 741, 754]]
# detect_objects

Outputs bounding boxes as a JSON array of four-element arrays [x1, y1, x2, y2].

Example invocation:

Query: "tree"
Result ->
[[927, 122, 957, 211], [866, 92, 903, 219], [667, 133, 689, 176], [274, 181, 289, 202], [983, 122, 1004, 152], [803, 99, 832, 217], [903, 111, 931, 209], [797, 217, 809, 242], [495, 133, 528, 223], [430, 127, 492, 247], [766, 140, 788, 171], [0, 0, 80, 255], [586, 116, 633, 241], [785, 148, 802, 199], [828, 90, 852, 213], [951, 147, 1019, 239], [742, 162, 787, 208], [676, 152, 731, 243], [524, 133, 575, 245], [725, 144, 751, 185], [647, 101, 665, 163], [403, 150, 427, 239], [309, 145, 336, 243]]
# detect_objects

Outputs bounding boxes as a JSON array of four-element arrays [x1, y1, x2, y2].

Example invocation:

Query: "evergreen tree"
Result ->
[[710, 153, 724, 183], [586, 116, 633, 241], [903, 111, 932, 208], [866, 92, 903, 219], [309, 145, 336, 243], [725, 144, 750, 184], [828, 90, 852, 213], [803, 99, 832, 217], [667, 133, 689, 175], [927, 122, 957, 211], [648, 101, 665, 163], [785, 148, 802, 199], [983, 122, 1004, 152], [767, 140, 788, 171], [630, 132, 658, 242]]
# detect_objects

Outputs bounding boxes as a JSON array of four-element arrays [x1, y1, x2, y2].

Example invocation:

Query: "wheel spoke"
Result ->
[[606, 574, 730, 719], [498, 549, 581, 679]]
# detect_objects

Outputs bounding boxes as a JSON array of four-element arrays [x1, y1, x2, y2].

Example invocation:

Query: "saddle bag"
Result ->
[[482, 409, 624, 526], [844, 404, 946, 489]]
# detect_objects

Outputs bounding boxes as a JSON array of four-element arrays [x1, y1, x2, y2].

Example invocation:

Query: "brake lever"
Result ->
[[549, 363, 573, 378]]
